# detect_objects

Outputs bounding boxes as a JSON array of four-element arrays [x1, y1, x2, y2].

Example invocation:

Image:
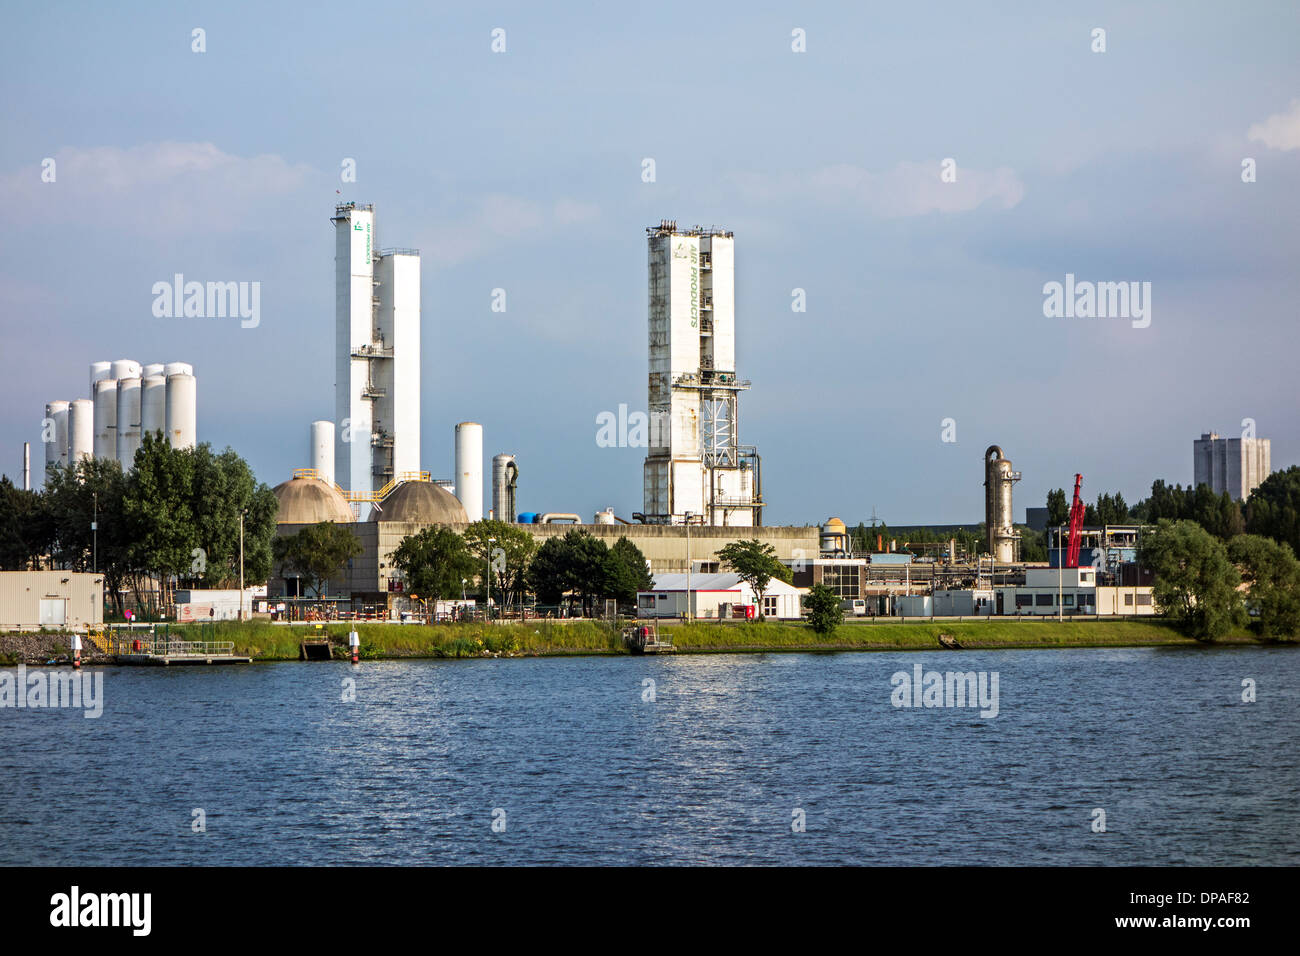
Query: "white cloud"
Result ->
[[0, 142, 318, 232], [1247, 99, 1300, 151], [417, 195, 602, 265], [729, 160, 1025, 217]]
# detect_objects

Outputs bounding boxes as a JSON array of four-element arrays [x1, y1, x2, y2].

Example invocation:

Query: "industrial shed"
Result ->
[[0, 571, 104, 631]]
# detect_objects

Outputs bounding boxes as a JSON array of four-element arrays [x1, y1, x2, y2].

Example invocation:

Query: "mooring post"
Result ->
[[349, 630, 360, 665], [71, 633, 82, 669]]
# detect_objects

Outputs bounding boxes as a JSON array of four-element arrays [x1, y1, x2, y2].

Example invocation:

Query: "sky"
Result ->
[[1, 1, 1297, 526]]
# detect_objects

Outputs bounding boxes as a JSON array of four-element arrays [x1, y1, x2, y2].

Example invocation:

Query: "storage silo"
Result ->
[[455, 422, 483, 522], [68, 399, 94, 464], [492, 454, 517, 524], [311, 421, 335, 486], [92, 378, 117, 460], [89, 361, 112, 397], [142, 363, 165, 379], [141, 375, 167, 442], [115, 376, 142, 467], [166, 372, 197, 449], [163, 362, 193, 378], [110, 358, 141, 382], [595, 508, 616, 525], [44, 401, 69, 479]]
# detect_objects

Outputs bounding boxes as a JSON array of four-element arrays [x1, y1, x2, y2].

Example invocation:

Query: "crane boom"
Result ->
[[1065, 474, 1085, 568]]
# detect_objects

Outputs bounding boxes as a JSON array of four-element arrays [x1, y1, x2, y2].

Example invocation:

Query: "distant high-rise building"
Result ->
[[331, 203, 420, 518], [1193, 431, 1271, 501], [642, 220, 761, 526]]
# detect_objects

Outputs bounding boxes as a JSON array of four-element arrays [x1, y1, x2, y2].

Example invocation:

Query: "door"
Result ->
[[39, 598, 66, 627]]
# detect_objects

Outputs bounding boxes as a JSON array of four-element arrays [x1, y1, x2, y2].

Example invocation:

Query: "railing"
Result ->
[[117, 639, 237, 657]]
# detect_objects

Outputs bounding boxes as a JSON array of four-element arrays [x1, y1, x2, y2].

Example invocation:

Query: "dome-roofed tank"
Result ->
[[370, 480, 468, 524], [273, 476, 354, 525]]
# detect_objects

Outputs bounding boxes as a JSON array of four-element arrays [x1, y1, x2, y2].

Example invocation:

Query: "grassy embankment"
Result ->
[[169, 617, 1285, 662]]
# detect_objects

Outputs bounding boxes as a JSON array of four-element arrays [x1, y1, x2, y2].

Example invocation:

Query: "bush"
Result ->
[[804, 583, 844, 636]]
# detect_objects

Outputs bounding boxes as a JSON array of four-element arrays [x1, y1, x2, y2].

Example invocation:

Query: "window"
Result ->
[[1062, 595, 1074, 606], [1137, 593, 1153, 606], [1124, 593, 1133, 606], [1035, 593, 1054, 607], [1016, 593, 1033, 608], [638, 595, 656, 609], [762, 596, 778, 617], [820, 564, 861, 599]]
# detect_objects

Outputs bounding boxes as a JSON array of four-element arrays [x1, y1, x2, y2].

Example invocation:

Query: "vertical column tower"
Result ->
[[642, 220, 761, 526]]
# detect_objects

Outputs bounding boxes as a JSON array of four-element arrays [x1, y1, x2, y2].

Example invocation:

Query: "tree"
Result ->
[[463, 519, 537, 608], [1046, 488, 1068, 527], [804, 583, 843, 635], [0, 476, 51, 570], [1245, 466, 1300, 557], [527, 535, 574, 607], [1227, 534, 1300, 641], [44, 456, 134, 615], [605, 537, 653, 606], [716, 539, 792, 619], [388, 526, 475, 609], [1138, 519, 1244, 640], [274, 522, 363, 599]]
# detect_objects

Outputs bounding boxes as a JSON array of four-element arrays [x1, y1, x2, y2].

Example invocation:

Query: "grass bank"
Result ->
[[163, 617, 1291, 662]]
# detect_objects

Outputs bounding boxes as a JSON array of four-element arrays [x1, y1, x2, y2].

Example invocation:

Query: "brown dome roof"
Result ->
[[371, 480, 468, 524], [272, 477, 354, 525]]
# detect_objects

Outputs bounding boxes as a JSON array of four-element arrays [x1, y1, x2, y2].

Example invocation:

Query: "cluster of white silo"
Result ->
[[44, 360, 197, 482]]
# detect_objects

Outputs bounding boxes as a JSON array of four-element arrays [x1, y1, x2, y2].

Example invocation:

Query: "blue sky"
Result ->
[[1, 1, 1297, 525]]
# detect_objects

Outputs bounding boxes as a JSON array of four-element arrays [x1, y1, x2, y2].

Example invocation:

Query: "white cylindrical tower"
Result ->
[[110, 359, 141, 382], [142, 363, 165, 378], [92, 379, 117, 460], [44, 401, 69, 478], [311, 421, 335, 486], [68, 399, 94, 464], [455, 422, 483, 522], [166, 373, 197, 449], [163, 362, 193, 378], [115, 376, 142, 467], [89, 361, 112, 397], [141, 375, 167, 441], [492, 453, 517, 524]]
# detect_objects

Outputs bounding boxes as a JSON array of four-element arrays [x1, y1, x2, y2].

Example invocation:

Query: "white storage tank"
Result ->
[[454, 422, 483, 522], [166, 373, 197, 449], [163, 362, 193, 378], [492, 453, 517, 524], [311, 420, 335, 486], [68, 399, 94, 464], [141, 375, 167, 441], [44, 401, 69, 478], [115, 376, 142, 467], [92, 378, 117, 460], [595, 508, 616, 525], [89, 361, 112, 397], [142, 363, 165, 378], [110, 358, 141, 382]]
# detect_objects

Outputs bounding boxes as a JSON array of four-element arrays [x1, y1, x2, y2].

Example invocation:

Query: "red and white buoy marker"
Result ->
[[71, 634, 82, 670], [349, 630, 360, 665]]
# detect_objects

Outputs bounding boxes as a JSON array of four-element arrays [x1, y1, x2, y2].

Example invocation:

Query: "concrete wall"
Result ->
[[0, 571, 104, 631]]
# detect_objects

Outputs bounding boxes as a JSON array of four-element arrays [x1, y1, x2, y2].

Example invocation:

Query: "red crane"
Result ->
[[1065, 473, 1085, 568]]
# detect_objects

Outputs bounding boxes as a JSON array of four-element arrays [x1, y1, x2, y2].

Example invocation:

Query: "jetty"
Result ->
[[86, 625, 251, 665]]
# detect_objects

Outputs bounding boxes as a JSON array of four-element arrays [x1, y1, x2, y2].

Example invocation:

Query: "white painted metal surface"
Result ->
[[311, 420, 335, 486], [110, 358, 141, 381], [140, 375, 167, 441], [68, 400, 93, 464], [44, 401, 69, 479], [89, 361, 111, 396], [455, 422, 483, 522], [142, 363, 165, 378], [92, 378, 117, 460], [163, 362, 193, 378], [165, 372, 197, 449], [115, 376, 142, 467], [492, 454, 516, 524]]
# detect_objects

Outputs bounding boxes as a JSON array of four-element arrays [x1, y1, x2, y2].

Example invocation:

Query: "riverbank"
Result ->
[[3, 618, 1290, 665], [140, 617, 1294, 661]]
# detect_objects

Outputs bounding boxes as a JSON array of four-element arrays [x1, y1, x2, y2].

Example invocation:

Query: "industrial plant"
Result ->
[[44, 360, 197, 482]]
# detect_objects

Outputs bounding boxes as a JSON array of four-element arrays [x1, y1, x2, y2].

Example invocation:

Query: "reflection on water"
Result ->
[[1, 647, 1296, 865]]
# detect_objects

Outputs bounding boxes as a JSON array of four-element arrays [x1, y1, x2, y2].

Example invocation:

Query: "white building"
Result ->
[[332, 202, 421, 518], [637, 572, 802, 620], [642, 221, 760, 526], [996, 567, 1156, 617], [1193, 431, 1271, 502]]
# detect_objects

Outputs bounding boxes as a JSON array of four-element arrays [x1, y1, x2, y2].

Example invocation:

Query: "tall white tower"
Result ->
[[642, 221, 761, 526], [332, 202, 421, 517]]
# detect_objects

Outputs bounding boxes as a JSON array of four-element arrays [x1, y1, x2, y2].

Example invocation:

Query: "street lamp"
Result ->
[[239, 508, 248, 622], [684, 512, 693, 622], [486, 536, 496, 621]]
